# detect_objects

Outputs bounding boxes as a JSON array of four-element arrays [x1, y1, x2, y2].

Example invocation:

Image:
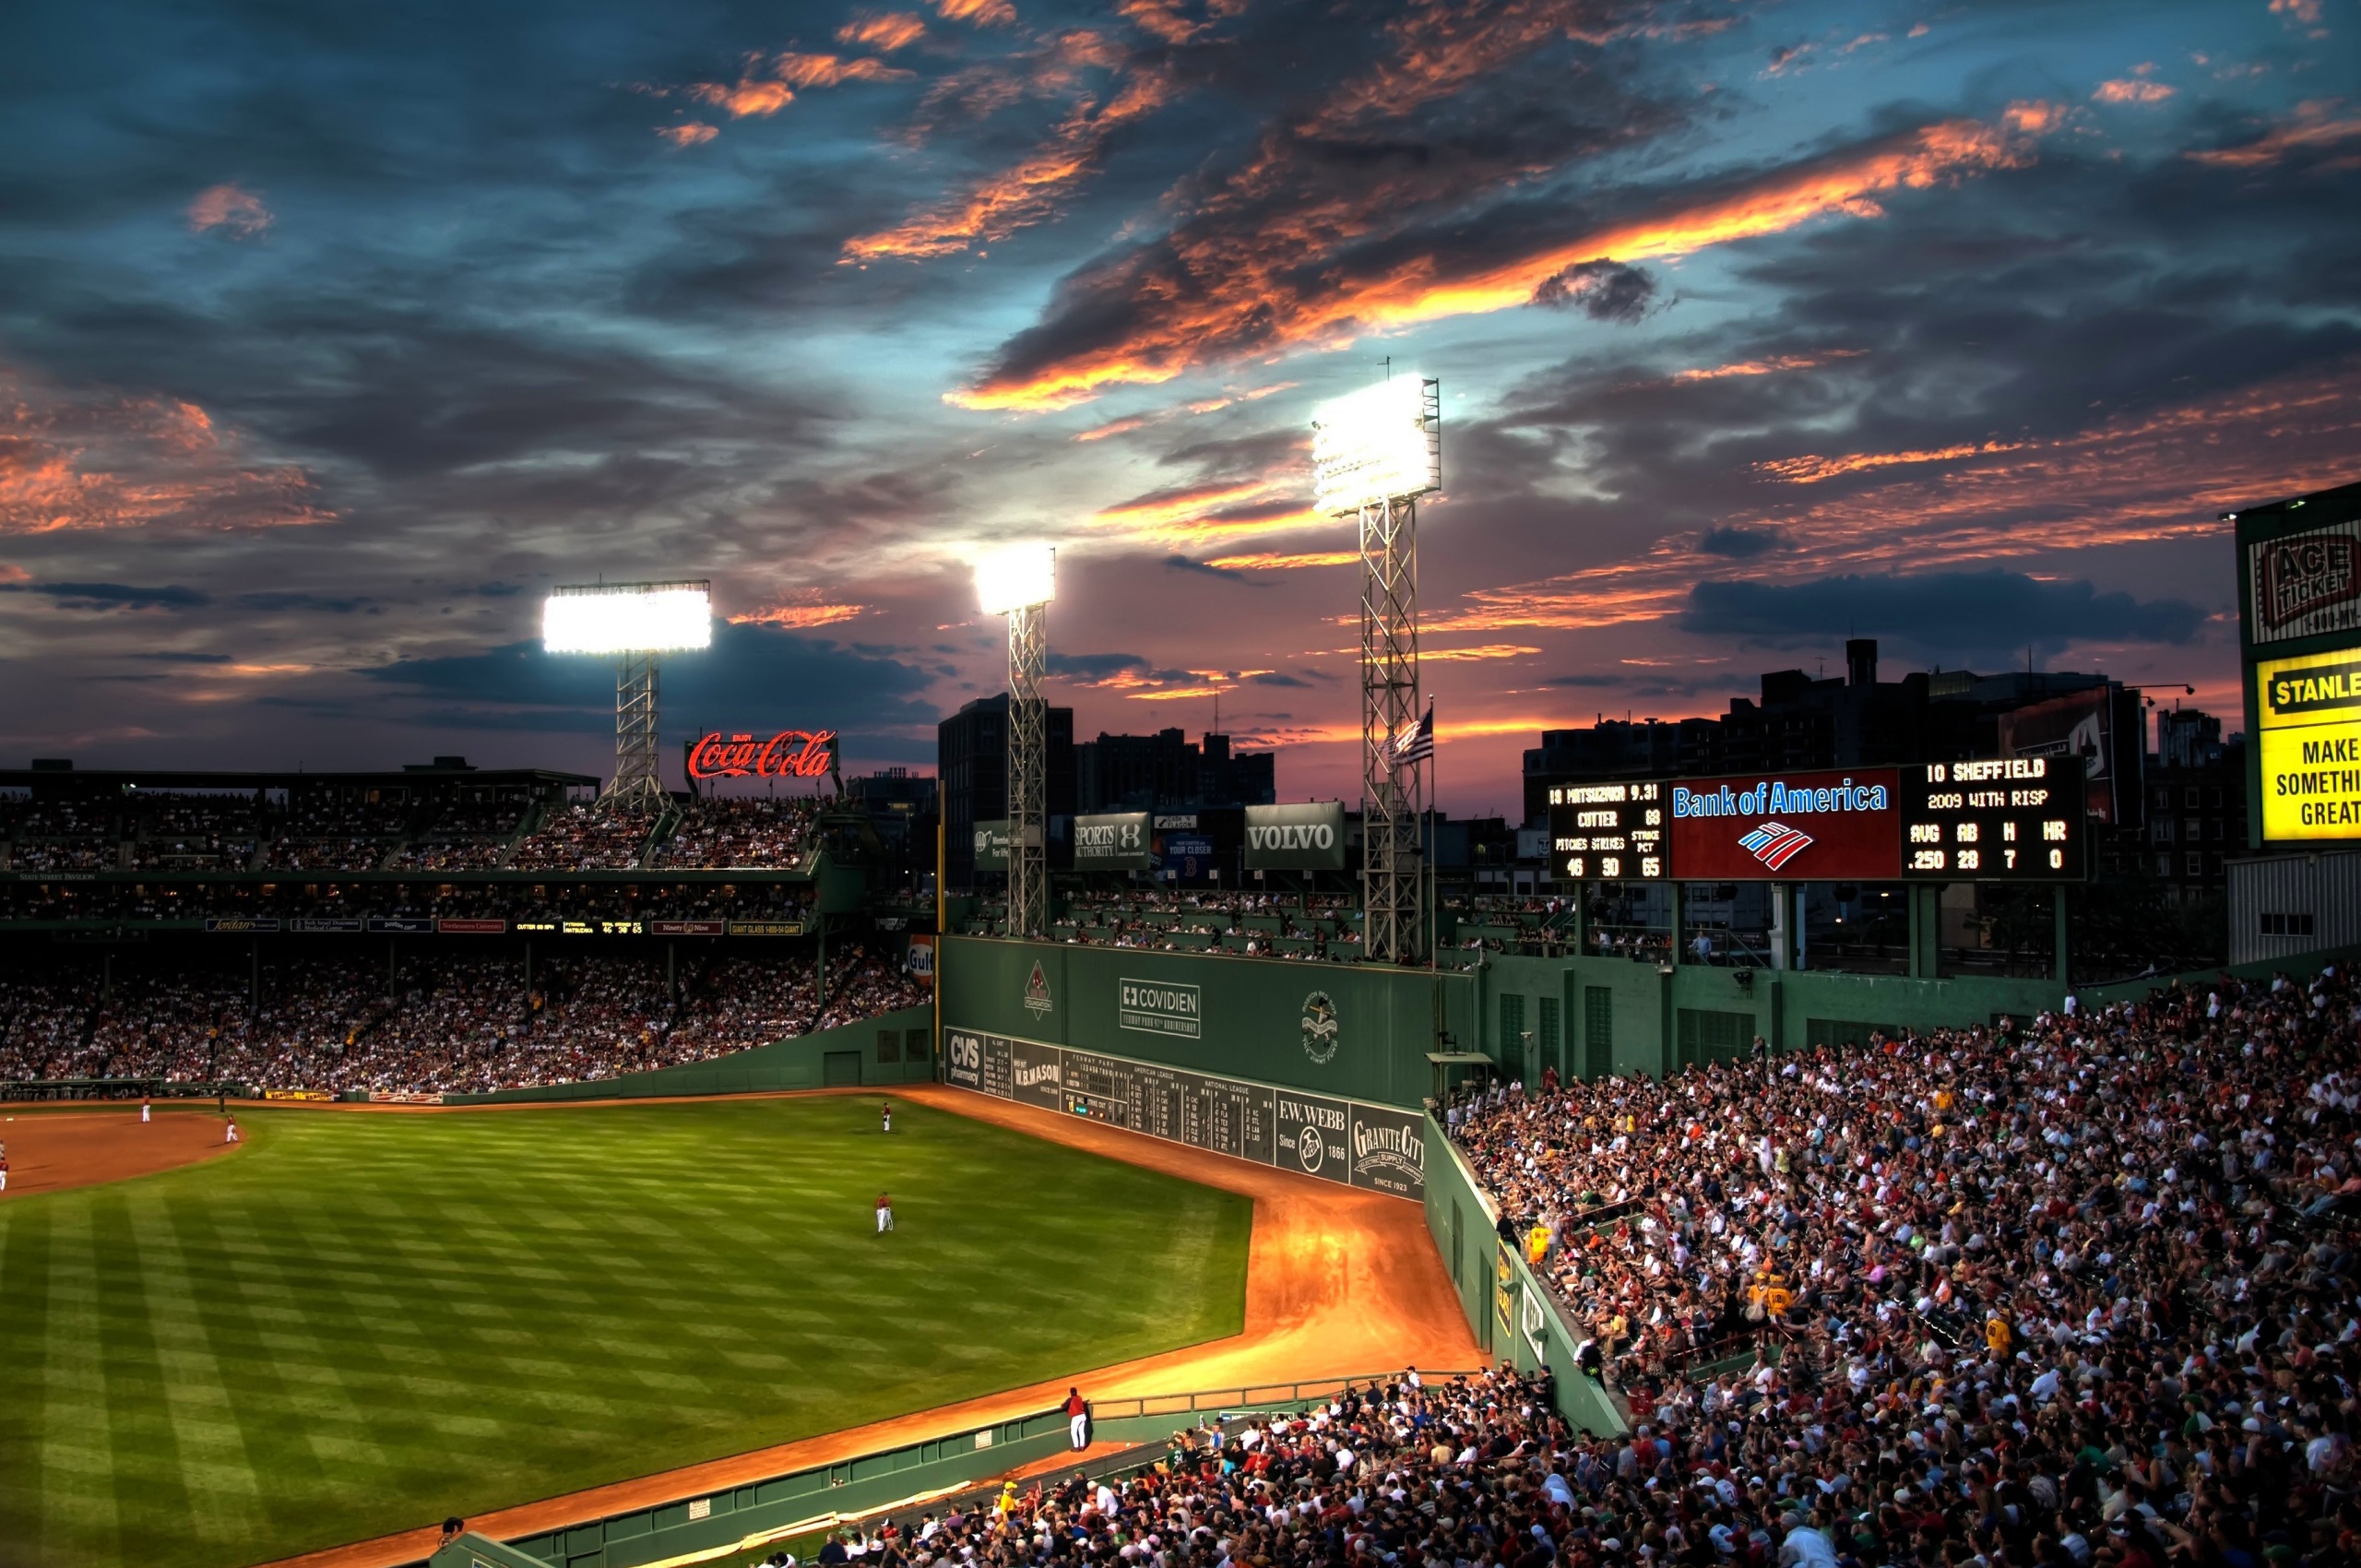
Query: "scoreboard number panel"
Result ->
[[1899, 759, 2086, 881], [1546, 781, 1667, 881]]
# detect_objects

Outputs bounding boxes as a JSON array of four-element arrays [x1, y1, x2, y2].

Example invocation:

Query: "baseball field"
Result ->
[[0, 1096, 1254, 1568]]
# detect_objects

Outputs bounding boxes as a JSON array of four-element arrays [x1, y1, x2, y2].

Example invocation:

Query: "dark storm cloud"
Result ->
[[0, 581, 211, 611], [1247, 671, 1309, 688], [1681, 571, 2206, 655], [1046, 650, 1148, 680], [239, 591, 372, 614], [1696, 526, 1780, 559], [129, 650, 233, 664], [1531, 260, 1655, 323], [1160, 554, 1262, 583], [359, 623, 938, 742], [1542, 672, 1621, 687]]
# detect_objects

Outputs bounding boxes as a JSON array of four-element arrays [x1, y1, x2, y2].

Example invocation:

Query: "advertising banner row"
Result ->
[[976, 801, 1350, 873], [943, 1027, 1425, 1201], [198, 916, 801, 936], [1546, 759, 2090, 885]]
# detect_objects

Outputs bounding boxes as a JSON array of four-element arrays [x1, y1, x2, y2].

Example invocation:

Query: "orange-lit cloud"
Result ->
[[1420, 644, 1544, 662], [1074, 415, 1148, 442], [186, 184, 271, 238], [0, 366, 330, 535], [774, 51, 914, 89], [1430, 362, 2361, 637], [657, 123, 719, 148], [2272, 0, 2323, 28], [2094, 77, 2176, 105], [729, 601, 868, 629], [1091, 474, 1327, 549], [1755, 438, 2030, 484], [846, 64, 1171, 260], [1670, 351, 1863, 382], [837, 11, 927, 51], [954, 113, 2046, 410], [690, 78, 794, 117], [1203, 551, 1358, 570], [2187, 100, 2361, 167], [933, 0, 1016, 24]]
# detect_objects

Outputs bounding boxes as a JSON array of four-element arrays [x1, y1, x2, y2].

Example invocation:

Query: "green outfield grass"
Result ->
[[0, 1097, 1252, 1568]]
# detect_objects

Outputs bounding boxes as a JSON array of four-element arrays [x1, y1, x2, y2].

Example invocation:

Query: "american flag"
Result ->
[[1389, 704, 1434, 767]]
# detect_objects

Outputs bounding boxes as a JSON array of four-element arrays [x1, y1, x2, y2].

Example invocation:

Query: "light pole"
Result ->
[[976, 545, 1056, 940]]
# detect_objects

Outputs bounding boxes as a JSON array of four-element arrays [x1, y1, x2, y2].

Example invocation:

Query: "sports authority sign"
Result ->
[[1074, 812, 1153, 871], [1668, 768, 1902, 881], [2249, 518, 2361, 646]]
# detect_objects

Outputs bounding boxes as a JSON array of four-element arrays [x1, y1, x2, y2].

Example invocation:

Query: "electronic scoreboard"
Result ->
[[1546, 781, 1667, 881], [1898, 759, 2087, 881]]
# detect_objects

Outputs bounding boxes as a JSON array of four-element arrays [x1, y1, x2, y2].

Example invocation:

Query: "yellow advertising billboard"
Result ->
[[2257, 645, 2361, 840]]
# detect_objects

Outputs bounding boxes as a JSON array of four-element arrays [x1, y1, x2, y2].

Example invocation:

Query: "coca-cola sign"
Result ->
[[687, 730, 837, 780]]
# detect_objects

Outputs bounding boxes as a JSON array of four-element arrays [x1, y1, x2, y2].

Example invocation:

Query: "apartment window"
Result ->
[[2211, 789, 2224, 808], [2153, 820, 2174, 844], [2185, 787, 2201, 809], [2185, 817, 2201, 845], [2155, 853, 2172, 877], [2186, 852, 2203, 878]]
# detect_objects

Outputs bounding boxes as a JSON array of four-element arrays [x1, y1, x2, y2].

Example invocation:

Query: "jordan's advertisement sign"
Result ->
[[1667, 767, 1902, 881]]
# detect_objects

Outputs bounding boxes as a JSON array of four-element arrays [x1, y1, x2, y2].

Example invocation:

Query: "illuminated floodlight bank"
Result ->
[[974, 544, 1057, 615], [1311, 377, 1441, 516], [542, 582, 712, 655]]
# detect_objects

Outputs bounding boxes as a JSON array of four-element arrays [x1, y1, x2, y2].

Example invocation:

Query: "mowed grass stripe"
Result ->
[[0, 1098, 1251, 1568]]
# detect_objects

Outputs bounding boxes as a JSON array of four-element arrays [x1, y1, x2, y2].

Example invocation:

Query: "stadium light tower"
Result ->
[[1311, 376, 1441, 965], [542, 579, 712, 814], [976, 544, 1055, 940]]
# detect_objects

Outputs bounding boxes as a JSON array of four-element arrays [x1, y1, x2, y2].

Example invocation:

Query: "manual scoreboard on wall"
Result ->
[[1898, 760, 2086, 880], [1544, 781, 1667, 881]]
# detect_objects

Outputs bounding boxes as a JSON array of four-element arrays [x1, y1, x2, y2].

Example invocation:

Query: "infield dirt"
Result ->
[[0, 1105, 239, 1198]]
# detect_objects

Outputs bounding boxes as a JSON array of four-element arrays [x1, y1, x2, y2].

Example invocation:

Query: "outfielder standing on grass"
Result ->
[[880, 1099, 892, 1134], [874, 1189, 893, 1234]]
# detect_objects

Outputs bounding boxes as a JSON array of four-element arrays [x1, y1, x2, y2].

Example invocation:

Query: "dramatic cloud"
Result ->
[[837, 14, 929, 53], [954, 112, 2045, 408], [0, 580, 211, 611], [0, 366, 329, 535], [1680, 569, 2207, 657], [1531, 260, 1657, 322], [186, 183, 271, 238], [2187, 100, 2361, 167]]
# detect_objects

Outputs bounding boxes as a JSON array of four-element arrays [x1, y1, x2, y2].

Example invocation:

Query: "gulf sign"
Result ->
[[688, 730, 837, 780], [1667, 768, 1902, 881]]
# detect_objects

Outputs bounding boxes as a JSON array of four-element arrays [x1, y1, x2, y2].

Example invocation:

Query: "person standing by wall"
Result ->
[[1064, 1387, 1088, 1450]]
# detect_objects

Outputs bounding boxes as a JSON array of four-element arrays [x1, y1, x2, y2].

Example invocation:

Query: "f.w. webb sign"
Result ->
[[1242, 802, 1347, 871]]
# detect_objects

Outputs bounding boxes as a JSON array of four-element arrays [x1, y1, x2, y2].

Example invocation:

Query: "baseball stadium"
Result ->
[[8, 6, 2361, 1568]]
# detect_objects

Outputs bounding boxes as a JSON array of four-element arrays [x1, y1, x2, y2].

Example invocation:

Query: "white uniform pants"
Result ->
[[877, 1206, 893, 1232], [1070, 1413, 1088, 1449]]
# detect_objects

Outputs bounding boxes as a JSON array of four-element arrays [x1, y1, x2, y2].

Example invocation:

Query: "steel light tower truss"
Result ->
[[1312, 376, 1440, 967], [610, 650, 667, 814], [1359, 493, 1423, 964], [1006, 601, 1050, 939]]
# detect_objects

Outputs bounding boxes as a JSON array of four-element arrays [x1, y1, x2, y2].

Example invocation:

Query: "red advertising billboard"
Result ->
[[1995, 687, 2139, 826], [1668, 768, 1902, 881]]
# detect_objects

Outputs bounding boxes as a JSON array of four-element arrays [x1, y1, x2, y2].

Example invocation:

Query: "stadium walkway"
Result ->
[[268, 1081, 1478, 1568]]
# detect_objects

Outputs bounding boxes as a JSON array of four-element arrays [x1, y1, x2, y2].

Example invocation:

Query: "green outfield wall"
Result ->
[[939, 937, 1476, 1108], [444, 1005, 935, 1104], [1418, 1112, 1628, 1440]]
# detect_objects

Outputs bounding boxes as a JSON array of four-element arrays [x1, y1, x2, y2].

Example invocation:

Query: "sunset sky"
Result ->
[[3, 0, 2357, 814]]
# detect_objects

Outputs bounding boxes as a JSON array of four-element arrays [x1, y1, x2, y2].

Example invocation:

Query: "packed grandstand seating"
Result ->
[[0, 943, 929, 1094], [656, 795, 821, 869], [0, 879, 813, 924], [877, 1369, 1592, 1568], [1444, 966, 2361, 1568], [1008, 891, 1368, 961], [509, 804, 658, 871]]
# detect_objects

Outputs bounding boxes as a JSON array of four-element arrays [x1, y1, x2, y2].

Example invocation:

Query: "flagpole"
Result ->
[[1428, 698, 1437, 973]]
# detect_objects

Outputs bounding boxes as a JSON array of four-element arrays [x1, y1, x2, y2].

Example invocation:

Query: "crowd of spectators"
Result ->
[[0, 942, 929, 1094], [0, 879, 813, 925], [509, 805, 658, 871], [658, 796, 822, 869], [1449, 968, 2361, 1567], [1026, 891, 1365, 962], [862, 1370, 1596, 1568]]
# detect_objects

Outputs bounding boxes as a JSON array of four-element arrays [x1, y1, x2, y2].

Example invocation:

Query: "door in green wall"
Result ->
[[1675, 1007, 1754, 1069], [1582, 986, 1612, 1080], [824, 1050, 862, 1086], [1537, 996, 1561, 1081], [1500, 993, 1526, 1082]]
